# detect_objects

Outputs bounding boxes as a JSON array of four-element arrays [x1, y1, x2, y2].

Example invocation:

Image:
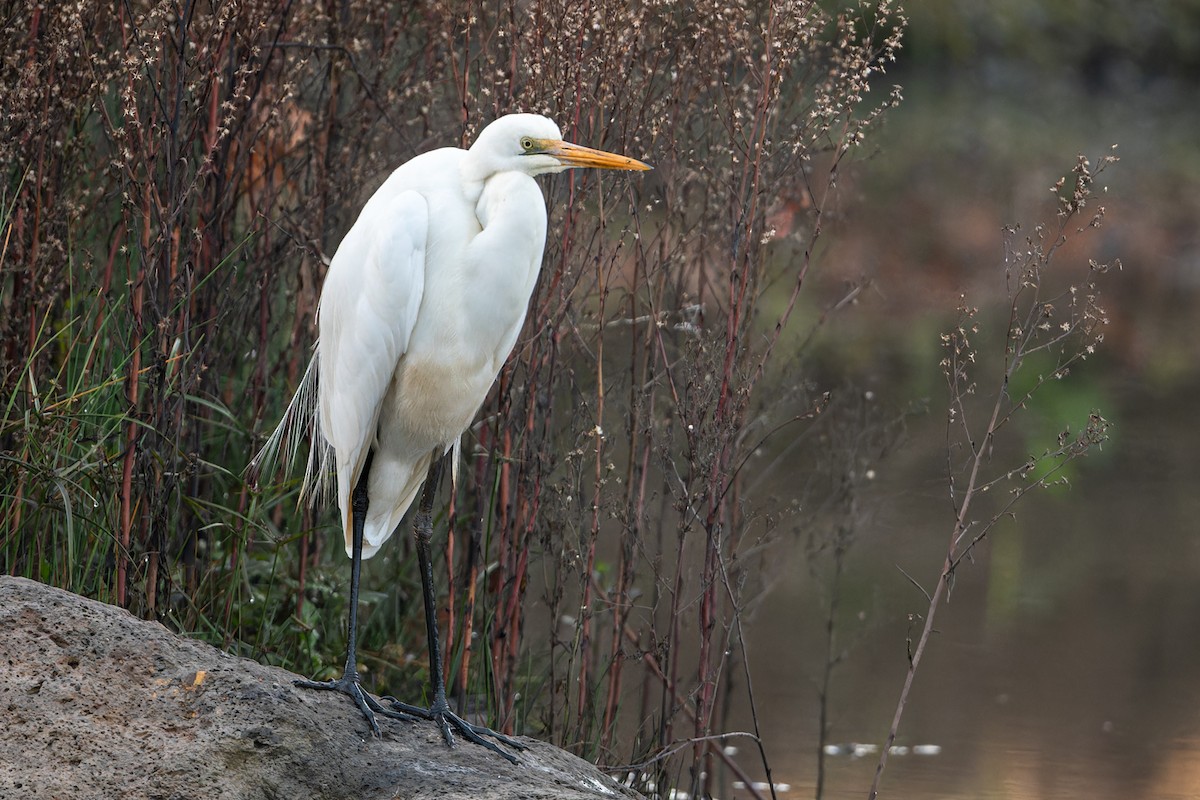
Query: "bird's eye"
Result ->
[[520, 137, 535, 151]]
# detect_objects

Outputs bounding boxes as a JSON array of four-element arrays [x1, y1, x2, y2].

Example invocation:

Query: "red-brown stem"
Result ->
[[664, 521, 685, 752], [444, 492, 457, 688], [577, 213, 606, 742], [458, 526, 478, 709], [490, 426, 514, 704], [609, 587, 769, 800], [503, 517, 530, 731], [118, 176, 151, 607], [600, 283, 647, 752]]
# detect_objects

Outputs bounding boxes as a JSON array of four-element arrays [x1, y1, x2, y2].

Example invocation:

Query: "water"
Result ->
[[733, 69, 1200, 800], [743, 387, 1200, 798]]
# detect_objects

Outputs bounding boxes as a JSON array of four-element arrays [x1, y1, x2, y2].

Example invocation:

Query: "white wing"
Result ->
[[317, 189, 429, 550]]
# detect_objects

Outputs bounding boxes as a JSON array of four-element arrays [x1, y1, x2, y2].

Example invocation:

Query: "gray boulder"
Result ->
[[0, 576, 641, 800]]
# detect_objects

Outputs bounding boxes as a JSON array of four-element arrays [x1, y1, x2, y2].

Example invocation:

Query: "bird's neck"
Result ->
[[458, 151, 494, 207]]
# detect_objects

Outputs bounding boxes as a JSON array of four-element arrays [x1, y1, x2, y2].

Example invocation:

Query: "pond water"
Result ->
[[731, 70, 1200, 800]]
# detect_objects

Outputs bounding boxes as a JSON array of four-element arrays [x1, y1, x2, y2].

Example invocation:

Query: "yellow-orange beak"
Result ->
[[546, 140, 652, 171]]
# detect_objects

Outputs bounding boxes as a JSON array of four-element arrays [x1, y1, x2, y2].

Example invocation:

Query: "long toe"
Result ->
[[384, 696, 433, 720], [434, 710, 523, 762], [391, 697, 525, 763], [295, 674, 419, 736]]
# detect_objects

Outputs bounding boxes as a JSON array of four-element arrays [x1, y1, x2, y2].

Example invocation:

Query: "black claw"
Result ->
[[296, 674, 419, 736], [389, 695, 526, 764]]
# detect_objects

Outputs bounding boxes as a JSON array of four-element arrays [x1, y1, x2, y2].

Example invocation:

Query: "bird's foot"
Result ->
[[295, 673, 418, 737], [386, 694, 525, 763]]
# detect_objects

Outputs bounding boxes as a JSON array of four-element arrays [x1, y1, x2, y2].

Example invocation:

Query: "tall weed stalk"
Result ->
[[1, 0, 904, 793], [868, 150, 1119, 798]]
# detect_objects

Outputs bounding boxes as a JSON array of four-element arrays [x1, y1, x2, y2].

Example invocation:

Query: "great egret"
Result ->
[[254, 113, 650, 761]]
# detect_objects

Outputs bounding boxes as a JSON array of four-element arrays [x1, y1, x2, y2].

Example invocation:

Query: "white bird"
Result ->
[[254, 113, 650, 761]]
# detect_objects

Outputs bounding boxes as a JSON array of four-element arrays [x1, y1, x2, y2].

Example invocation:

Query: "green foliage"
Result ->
[[2, 264, 127, 600], [0, 0, 916, 793]]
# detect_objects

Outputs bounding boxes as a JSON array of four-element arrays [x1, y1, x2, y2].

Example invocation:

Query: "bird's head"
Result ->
[[470, 113, 652, 177]]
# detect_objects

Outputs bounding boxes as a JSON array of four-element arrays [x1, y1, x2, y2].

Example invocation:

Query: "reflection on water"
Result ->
[[734, 70, 1200, 800]]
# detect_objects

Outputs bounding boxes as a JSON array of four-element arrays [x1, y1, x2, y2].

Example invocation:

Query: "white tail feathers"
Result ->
[[247, 351, 334, 508]]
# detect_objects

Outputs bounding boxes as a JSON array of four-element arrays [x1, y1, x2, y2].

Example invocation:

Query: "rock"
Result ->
[[0, 576, 641, 800]]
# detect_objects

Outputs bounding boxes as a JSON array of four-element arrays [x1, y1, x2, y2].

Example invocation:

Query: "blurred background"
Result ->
[[741, 1, 1200, 798]]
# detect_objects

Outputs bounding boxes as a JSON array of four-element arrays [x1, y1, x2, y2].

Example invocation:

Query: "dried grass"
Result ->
[[1, 0, 907, 794]]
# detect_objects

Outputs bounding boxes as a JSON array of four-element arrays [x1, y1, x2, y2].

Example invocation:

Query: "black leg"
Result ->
[[295, 451, 417, 734], [388, 451, 526, 763]]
